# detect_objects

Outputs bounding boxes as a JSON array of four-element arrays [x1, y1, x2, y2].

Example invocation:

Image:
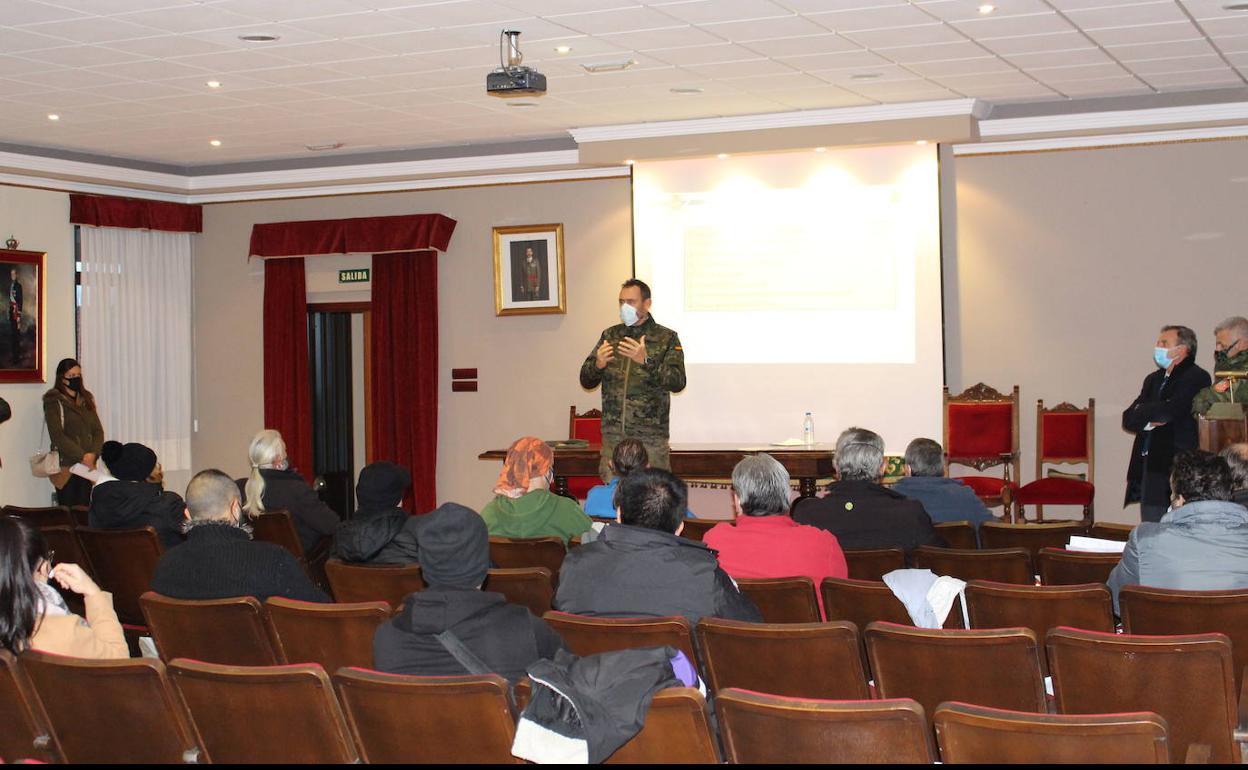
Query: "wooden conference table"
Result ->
[[478, 443, 836, 500]]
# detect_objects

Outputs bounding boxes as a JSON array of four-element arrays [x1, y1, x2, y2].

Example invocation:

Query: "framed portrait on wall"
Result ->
[[493, 223, 566, 316], [0, 249, 45, 383]]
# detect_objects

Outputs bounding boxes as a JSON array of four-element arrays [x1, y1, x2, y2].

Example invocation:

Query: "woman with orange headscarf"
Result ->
[[480, 436, 592, 544]]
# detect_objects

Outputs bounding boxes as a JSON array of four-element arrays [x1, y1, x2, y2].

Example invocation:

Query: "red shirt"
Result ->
[[703, 515, 848, 619]]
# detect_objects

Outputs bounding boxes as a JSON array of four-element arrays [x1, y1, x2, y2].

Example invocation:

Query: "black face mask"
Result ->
[[65, 376, 83, 392]]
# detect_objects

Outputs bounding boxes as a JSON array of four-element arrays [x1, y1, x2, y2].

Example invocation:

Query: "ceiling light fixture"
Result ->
[[814, 147, 826, 152], [209, 139, 222, 146], [624, 159, 635, 165], [47, 113, 59, 121], [206, 80, 221, 88], [582, 59, 636, 73], [238, 33, 280, 42], [670, 86, 704, 94], [850, 72, 882, 80], [716, 153, 729, 159], [916, 140, 929, 145], [978, 4, 996, 14], [554, 45, 572, 54], [305, 142, 344, 151]]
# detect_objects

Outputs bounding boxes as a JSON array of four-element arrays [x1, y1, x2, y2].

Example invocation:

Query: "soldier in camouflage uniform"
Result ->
[[1192, 316, 1248, 416], [580, 279, 686, 481]]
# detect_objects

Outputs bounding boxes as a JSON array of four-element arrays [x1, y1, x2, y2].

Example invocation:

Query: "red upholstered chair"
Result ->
[[943, 383, 1020, 518], [567, 405, 603, 500], [1014, 399, 1096, 526]]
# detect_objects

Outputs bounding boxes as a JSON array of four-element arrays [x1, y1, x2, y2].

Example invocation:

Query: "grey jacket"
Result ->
[[1107, 499, 1248, 613]]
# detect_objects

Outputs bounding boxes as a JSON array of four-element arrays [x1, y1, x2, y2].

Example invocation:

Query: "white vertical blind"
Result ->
[[78, 226, 193, 471]]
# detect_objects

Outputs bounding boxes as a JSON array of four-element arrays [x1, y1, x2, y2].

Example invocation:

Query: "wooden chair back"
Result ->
[[68, 504, 90, 527], [716, 690, 936, 764], [735, 576, 821, 623], [964, 581, 1113, 672], [696, 618, 869, 700], [4, 505, 75, 529], [935, 521, 979, 550], [19, 650, 202, 764], [934, 702, 1171, 764], [1047, 627, 1238, 763], [324, 558, 425, 607], [1119, 585, 1248, 691], [140, 592, 281, 665], [864, 622, 1046, 725], [168, 659, 358, 764], [678, 518, 718, 543], [911, 546, 1033, 585], [37, 525, 92, 578], [604, 688, 719, 764], [489, 536, 566, 576], [75, 526, 163, 625], [248, 509, 304, 559], [843, 548, 906, 581], [333, 669, 521, 763], [263, 597, 390, 672], [483, 567, 554, 616], [979, 521, 1085, 563], [542, 612, 697, 662], [822, 577, 965, 630], [1037, 548, 1121, 586], [0, 650, 60, 763], [1088, 522, 1133, 541]]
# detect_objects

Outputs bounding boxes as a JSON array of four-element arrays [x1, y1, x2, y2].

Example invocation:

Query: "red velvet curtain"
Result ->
[[263, 258, 314, 483], [69, 194, 202, 232], [371, 250, 438, 512], [249, 213, 455, 258]]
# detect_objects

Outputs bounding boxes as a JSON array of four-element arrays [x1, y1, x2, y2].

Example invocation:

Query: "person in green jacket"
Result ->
[[1192, 316, 1248, 416], [480, 436, 592, 544]]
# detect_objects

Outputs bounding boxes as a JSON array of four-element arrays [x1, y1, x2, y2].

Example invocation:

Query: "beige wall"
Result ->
[[192, 177, 632, 511], [946, 138, 1248, 523], [0, 186, 75, 506]]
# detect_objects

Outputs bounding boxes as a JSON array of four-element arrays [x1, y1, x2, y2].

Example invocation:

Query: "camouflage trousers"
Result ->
[[598, 431, 671, 482]]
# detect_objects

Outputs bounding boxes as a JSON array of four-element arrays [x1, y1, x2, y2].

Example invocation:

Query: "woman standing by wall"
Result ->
[[42, 358, 104, 507]]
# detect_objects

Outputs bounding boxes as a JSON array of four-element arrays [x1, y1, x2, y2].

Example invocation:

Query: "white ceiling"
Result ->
[[0, 0, 1245, 167]]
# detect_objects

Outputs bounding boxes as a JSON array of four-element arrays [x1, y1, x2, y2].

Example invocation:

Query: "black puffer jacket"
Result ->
[[236, 469, 340, 554], [334, 507, 420, 565], [89, 480, 185, 549]]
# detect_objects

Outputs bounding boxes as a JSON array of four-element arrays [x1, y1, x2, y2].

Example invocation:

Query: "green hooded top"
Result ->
[[1192, 348, 1248, 416], [479, 489, 593, 544], [578, 314, 686, 440]]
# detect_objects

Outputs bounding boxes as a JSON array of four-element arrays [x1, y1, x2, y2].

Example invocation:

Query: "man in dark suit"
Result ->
[[1123, 324, 1211, 523], [793, 426, 944, 552]]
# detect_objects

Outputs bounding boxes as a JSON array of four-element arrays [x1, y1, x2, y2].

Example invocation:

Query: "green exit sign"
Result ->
[[338, 268, 370, 284]]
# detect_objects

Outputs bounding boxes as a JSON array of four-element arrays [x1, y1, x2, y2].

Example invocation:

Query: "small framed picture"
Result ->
[[0, 249, 45, 383], [493, 223, 566, 316]]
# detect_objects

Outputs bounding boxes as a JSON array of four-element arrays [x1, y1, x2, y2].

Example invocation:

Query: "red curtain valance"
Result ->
[[69, 194, 202, 233], [249, 213, 457, 259]]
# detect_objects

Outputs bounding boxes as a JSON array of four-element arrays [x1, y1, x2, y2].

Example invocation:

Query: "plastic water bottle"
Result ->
[[802, 412, 815, 447]]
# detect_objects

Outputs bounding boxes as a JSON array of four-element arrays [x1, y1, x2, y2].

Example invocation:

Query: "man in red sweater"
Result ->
[[704, 453, 848, 618]]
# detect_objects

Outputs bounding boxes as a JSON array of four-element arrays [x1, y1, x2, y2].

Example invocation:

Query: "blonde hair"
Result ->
[[243, 429, 286, 517]]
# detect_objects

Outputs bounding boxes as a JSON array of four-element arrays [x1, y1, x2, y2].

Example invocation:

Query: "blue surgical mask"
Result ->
[[619, 303, 639, 327], [1154, 346, 1174, 369]]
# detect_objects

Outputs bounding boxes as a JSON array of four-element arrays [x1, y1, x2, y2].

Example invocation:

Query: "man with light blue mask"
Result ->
[[580, 279, 687, 481], [1123, 325, 1211, 522]]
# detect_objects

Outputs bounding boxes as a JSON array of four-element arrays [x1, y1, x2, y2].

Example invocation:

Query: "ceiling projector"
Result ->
[[487, 30, 546, 98]]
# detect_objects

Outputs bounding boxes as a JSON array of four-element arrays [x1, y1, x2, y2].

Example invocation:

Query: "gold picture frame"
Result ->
[[493, 223, 566, 316]]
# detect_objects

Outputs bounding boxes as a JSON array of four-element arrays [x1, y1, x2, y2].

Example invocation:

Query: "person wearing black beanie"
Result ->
[[333, 461, 421, 565], [372, 502, 566, 682], [88, 440, 185, 548]]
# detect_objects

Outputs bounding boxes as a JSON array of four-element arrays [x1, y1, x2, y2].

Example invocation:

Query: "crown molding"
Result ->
[[953, 124, 1248, 155], [570, 99, 987, 143], [978, 101, 1248, 138]]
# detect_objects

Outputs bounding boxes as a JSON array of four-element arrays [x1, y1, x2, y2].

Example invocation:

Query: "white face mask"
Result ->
[[619, 303, 639, 326]]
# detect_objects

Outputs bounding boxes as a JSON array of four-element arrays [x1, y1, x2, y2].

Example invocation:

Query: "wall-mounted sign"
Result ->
[[338, 268, 370, 284]]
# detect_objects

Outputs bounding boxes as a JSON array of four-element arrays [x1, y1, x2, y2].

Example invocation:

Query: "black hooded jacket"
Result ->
[[334, 507, 421, 565], [373, 587, 565, 681], [89, 480, 185, 549], [236, 468, 340, 554]]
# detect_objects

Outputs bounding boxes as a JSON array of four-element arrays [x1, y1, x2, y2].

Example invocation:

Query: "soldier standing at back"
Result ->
[[580, 279, 686, 481], [1192, 316, 1248, 417]]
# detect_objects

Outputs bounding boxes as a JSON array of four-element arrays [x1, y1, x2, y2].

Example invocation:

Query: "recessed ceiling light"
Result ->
[[554, 45, 572, 54], [916, 140, 929, 145], [716, 153, 729, 159], [582, 59, 636, 73], [209, 139, 222, 146], [238, 33, 280, 43], [47, 113, 59, 121], [206, 80, 221, 89], [978, 4, 996, 14], [1223, 2, 1248, 8], [670, 86, 704, 94], [814, 147, 826, 152], [305, 142, 344, 151], [624, 159, 635, 165], [850, 72, 882, 80], [507, 100, 539, 108]]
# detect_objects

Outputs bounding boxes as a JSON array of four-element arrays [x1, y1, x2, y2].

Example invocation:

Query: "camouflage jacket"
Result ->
[[579, 315, 686, 439], [1192, 348, 1248, 416]]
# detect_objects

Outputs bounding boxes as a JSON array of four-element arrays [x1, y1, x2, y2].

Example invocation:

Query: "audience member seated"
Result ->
[[334, 462, 420, 565], [373, 502, 565, 681], [892, 437, 995, 528], [704, 453, 847, 612], [1107, 450, 1248, 613], [480, 436, 592, 544], [90, 440, 185, 548], [152, 469, 329, 603], [237, 429, 340, 555], [555, 468, 761, 624], [583, 438, 693, 519], [1221, 443, 1248, 506], [0, 517, 127, 659], [793, 427, 944, 552]]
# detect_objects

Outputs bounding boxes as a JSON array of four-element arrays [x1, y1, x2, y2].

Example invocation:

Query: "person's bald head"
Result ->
[[185, 469, 242, 522], [1220, 443, 1248, 493]]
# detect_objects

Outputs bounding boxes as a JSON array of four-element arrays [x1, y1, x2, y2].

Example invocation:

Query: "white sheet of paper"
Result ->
[[70, 463, 117, 485], [1066, 535, 1127, 554]]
